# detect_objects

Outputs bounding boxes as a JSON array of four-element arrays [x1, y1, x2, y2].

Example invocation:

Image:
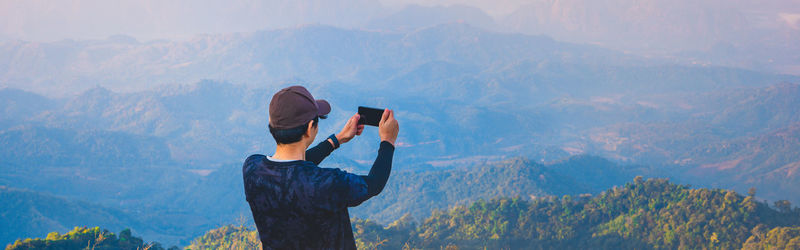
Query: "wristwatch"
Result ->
[[328, 134, 340, 149]]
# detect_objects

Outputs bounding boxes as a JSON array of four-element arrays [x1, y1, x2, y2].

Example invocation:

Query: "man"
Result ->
[[242, 85, 399, 249]]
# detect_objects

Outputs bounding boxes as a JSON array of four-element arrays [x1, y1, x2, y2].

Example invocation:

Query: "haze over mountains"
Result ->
[[2, 21, 800, 246], [2, 0, 798, 76], [1, 0, 800, 247]]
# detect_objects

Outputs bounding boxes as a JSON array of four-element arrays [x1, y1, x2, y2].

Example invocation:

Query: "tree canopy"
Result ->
[[189, 178, 800, 249], [5, 227, 177, 250]]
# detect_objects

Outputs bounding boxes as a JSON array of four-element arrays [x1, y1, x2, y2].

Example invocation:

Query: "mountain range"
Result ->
[[1, 23, 800, 246], [3, 1, 797, 75]]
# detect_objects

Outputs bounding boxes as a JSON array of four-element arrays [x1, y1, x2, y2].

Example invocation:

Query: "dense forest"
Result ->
[[9, 178, 800, 249], [191, 177, 800, 249], [350, 156, 636, 224], [5, 227, 177, 250], [189, 178, 800, 249]]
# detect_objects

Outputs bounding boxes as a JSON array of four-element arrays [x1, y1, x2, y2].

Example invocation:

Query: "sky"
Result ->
[[0, 0, 530, 42], [0, 0, 380, 42], [0, 0, 699, 41], [1, 0, 798, 42]]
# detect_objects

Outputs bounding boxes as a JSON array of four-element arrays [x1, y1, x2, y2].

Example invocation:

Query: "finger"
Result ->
[[380, 109, 390, 124], [344, 115, 357, 131], [388, 109, 394, 120], [356, 124, 364, 135]]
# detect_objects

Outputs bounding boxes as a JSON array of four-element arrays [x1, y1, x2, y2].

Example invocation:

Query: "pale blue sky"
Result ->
[[2, 0, 798, 42]]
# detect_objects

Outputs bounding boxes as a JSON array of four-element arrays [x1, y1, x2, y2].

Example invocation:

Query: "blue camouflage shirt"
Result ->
[[243, 140, 372, 249]]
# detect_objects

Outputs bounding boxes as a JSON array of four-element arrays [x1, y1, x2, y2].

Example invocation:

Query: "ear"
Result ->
[[304, 120, 315, 137]]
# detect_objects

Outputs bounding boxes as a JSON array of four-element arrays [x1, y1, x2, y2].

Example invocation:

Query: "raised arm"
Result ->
[[359, 109, 399, 197], [306, 113, 365, 165], [305, 139, 335, 165], [360, 141, 394, 196]]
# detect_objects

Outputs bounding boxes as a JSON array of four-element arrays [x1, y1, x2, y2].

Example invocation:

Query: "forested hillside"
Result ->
[[5, 227, 176, 250], [188, 178, 800, 249], [0, 186, 154, 247], [351, 156, 636, 223]]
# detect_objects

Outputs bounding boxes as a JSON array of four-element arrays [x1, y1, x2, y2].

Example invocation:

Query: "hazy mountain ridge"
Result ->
[[366, 4, 497, 32], [2, 0, 796, 75], [0, 186, 165, 247], [3, 74, 800, 204], [1, 24, 646, 95], [501, 0, 749, 51], [498, 0, 800, 74], [577, 83, 800, 201], [0, 126, 172, 167], [683, 122, 800, 196], [2, 24, 800, 246]]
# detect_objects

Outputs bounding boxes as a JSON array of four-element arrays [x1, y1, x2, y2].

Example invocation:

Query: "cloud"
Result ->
[[780, 13, 800, 29]]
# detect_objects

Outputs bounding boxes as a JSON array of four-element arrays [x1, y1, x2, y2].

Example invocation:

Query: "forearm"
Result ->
[[361, 141, 395, 197], [305, 136, 336, 165]]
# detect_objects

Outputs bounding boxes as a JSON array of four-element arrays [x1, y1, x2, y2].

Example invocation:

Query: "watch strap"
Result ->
[[328, 134, 340, 149]]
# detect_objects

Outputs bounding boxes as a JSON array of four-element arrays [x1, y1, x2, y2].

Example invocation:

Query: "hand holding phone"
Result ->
[[336, 113, 364, 145], [358, 106, 398, 145], [378, 109, 399, 146]]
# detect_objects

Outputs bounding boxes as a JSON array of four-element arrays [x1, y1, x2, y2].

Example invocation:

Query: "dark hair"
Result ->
[[269, 117, 319, 145]]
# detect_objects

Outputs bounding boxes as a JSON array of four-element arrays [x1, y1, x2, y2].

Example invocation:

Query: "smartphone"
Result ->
[[358, 106, 384, 126]]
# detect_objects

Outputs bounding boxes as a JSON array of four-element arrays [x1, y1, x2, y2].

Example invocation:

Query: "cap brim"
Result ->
[[316, 99, 331, 116]]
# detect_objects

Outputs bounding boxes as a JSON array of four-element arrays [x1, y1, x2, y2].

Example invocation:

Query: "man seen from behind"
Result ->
[[242, 85, 399, 249]]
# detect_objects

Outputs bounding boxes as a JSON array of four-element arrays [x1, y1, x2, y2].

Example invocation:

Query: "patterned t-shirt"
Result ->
[[242, 143, 370, 249]]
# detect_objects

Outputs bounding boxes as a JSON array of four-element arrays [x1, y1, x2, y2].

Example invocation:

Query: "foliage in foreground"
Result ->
[[191, 178, 800, 249], [185, 225, 260, 250], [10, 178, 800, 249], [742, 226, 800, 250], [5, 227, 177, 250]]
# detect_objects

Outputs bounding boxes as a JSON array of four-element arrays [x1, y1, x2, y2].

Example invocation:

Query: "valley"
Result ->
[[1, 24, 799, 246]]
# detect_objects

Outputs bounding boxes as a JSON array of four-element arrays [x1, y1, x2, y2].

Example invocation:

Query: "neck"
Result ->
[[272, 142, 307, 161]]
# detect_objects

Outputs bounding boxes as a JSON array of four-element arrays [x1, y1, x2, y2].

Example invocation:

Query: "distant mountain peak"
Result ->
[[106, 34, 139, 44], [78, 86, 114, 99], [366, 4, 496, 32]]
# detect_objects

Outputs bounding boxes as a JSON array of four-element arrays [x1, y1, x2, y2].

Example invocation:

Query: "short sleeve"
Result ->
[[327, 168, 370, 208]]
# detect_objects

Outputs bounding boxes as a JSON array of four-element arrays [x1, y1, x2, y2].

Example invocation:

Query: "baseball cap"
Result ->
[[269, 85, 331, 129]]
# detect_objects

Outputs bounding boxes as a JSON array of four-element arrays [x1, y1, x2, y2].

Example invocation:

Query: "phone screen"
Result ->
[[358, 106, 384, 126]]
